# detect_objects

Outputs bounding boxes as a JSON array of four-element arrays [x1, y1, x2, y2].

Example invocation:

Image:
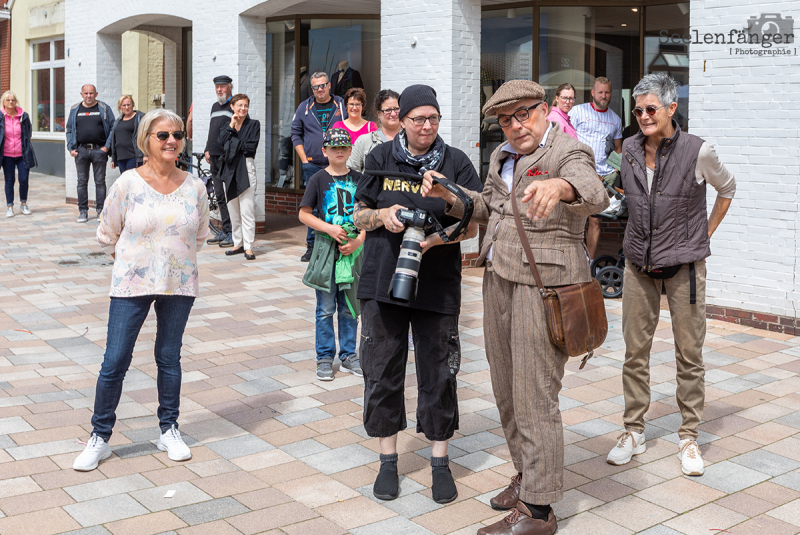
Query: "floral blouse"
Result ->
[[97, 170, 210, 297]]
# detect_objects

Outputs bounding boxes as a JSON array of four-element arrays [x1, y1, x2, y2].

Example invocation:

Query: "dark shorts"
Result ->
[[360, 299, 461, 441]]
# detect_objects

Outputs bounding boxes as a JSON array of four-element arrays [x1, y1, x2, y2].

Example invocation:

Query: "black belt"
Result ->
[[79, 143, 103, 150]]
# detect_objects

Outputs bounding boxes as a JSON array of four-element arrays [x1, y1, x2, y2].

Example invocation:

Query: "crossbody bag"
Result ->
[[510, 197, 608, 369]]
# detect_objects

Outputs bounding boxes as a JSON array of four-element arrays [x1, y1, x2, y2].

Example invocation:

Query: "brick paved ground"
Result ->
[[0, 173, 798, 535]]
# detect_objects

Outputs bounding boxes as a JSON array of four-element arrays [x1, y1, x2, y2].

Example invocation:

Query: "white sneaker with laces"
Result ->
[[678, 439, 704, 476], [20, 203, 31, 215], [157, 425, 192, 461], [73, 434, 112, 471], [607, 430, 646, 465]]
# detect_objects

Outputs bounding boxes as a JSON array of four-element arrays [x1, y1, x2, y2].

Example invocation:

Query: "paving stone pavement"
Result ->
[[0, 173, 799, 534]]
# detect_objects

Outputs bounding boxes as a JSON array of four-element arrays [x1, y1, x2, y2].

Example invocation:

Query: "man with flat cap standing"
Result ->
[[204, 75, 234, 247], [422, 80, 608, 535]]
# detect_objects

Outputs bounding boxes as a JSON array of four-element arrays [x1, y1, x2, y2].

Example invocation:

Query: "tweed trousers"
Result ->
[[483, 268, 569, 505], [621, 261, 707, 440]]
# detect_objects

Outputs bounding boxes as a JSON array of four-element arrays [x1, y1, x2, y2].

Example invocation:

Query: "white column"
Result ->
[[381, 0, 482, 255]]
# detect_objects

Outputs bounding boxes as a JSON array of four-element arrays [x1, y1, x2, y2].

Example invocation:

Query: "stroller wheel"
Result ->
[[597, 266, 624, 299], [591, 255, 617, 278]]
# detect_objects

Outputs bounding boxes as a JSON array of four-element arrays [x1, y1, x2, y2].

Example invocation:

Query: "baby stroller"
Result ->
[[590, 151, 626, 299]]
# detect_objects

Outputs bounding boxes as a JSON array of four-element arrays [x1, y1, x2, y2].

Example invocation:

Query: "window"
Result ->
[[31, 38, 66, 134]]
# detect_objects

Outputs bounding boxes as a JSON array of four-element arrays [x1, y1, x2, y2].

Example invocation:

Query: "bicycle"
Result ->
[[176, 150, 223, 237]]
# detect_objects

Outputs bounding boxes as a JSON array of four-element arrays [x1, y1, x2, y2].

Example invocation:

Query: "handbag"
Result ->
[[510, 196, 608, 369]]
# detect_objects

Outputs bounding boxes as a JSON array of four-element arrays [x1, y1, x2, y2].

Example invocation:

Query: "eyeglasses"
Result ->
[[311, 83, 328, 91], [558, 96, 575, 102], [405, 115, 441, 126], [497, 102, 544, 128], [632, 104, 666, 118], [380, 107, 400, 115], [347, 103, 363, 108], [151, 131, 185, 141]]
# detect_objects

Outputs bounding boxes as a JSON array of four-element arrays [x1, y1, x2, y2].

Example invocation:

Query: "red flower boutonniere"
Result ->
[[527, 167, 548, 177]]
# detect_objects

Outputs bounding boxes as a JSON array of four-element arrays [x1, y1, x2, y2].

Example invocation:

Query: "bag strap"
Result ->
[[509, 193, 546, 297]]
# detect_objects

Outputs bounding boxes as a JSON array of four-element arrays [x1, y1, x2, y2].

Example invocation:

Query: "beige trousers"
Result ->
[[483, 268, 569, 505], [621, 261, 707, 439], [226, 157, 257, 250]]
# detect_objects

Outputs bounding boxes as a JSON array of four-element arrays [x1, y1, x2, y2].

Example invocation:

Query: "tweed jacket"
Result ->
[[448, 125, 609, 287]]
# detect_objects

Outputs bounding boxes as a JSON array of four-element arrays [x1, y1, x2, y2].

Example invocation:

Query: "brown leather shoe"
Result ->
[[477, 503, 556, 535], [490, 473, 522, 510]]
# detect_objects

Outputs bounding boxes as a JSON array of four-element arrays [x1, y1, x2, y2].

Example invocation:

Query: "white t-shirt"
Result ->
[[569, 103, 623, 176], [644, 142, 736, 199]]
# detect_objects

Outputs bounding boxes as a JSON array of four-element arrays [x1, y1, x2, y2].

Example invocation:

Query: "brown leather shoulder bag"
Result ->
[[510, 197, 608, 369]]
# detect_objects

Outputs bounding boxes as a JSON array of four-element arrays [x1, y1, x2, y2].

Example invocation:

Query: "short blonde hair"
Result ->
[[594, 77, 612, 89], [1, 90, 18, 107], [137, 109, 185, 158], [117, 95, 135, 112]]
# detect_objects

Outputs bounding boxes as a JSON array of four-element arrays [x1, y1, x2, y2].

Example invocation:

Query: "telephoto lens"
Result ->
[[389, 226, 425, 303]]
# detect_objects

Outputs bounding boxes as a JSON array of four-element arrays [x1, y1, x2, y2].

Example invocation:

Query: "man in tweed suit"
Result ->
[[423, 80, 608, 535]]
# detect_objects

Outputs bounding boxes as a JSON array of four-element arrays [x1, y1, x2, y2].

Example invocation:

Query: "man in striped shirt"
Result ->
[[570, 77, 623, 259]]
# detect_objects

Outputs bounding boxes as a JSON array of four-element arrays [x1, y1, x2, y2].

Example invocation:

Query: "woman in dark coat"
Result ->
[[218, 94, 260, 260], [109, 95, 145, 173], [0, 90, 37, 217]]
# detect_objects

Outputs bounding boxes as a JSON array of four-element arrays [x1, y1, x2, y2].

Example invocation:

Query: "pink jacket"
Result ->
[[2, 107, 24, 158], [547, 106, 577, 141]]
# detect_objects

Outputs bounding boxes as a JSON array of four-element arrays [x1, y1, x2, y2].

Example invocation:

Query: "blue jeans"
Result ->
[[91, 295, 195, 439], [3, 156, 29, 206], [117, 158, 139, 173], [315, 276, 358, 362], [302, 163, 324, 247]]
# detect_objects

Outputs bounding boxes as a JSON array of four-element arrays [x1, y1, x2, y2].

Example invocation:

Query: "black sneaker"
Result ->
[[300, 244, 313, 262], [77, 210, 88, 223], [218, 233, 234, 248]]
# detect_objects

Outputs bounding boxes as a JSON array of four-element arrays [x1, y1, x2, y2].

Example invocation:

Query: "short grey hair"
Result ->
[[137, 109, 185, 158], [632, 72, 679, 107], [310, 71, 328, 83]]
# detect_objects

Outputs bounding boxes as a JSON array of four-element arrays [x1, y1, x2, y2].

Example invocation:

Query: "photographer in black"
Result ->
[[353, 84, 481, 504]]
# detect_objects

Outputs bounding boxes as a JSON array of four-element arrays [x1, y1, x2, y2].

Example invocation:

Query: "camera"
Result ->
[[745, 13, 793, 38], [361, 169, 474, 304], [389, 208, 434, 303]]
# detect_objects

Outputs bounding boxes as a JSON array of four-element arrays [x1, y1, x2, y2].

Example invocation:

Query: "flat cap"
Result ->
[[213, 75, 233, 85], [482, 80, 546, 117]]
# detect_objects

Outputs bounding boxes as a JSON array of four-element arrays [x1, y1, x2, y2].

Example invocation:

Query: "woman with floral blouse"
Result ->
[[73, 109, 209, 471]]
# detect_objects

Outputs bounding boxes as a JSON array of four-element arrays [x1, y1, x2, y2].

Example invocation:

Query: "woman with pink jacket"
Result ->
[[1, 91, 37, 217]]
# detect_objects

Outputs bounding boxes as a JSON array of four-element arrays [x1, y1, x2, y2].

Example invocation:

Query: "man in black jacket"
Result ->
[[204, 75, 234, 247]]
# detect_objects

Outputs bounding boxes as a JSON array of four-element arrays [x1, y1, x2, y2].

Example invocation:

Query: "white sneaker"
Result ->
[[20, 203, 31, 215], [5, 207, 13, 218], [73, 434, 112, 471], [678, 439, 704, 476], [607, 430, 646, 465], [157, 425, 192, 461]]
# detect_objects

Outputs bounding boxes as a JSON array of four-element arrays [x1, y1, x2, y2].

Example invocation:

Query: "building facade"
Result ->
[[60, 0, 799, 324]]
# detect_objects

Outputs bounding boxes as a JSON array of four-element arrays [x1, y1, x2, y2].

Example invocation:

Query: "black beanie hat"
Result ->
[[398, 84, 440, 120]]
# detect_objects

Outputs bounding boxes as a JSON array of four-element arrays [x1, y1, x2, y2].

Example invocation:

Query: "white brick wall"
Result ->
[[689, 0, 800, 317], [380, 0, 482, 254]]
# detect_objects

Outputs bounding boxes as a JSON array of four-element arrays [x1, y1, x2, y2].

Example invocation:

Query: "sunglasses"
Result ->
[[311, 83, 328, 91], [632, 104, 666, 118], [151, 131, 185, 141]]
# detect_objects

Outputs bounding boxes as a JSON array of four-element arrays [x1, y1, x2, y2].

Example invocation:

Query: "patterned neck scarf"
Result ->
[[393, 129, 446, 173]]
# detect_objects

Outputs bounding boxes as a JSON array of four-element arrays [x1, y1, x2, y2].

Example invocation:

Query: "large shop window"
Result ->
[[539, 6, 640, 134], [31, 38, 66, 135], [480, 8, 534, 179], [265, 18, 380, 192]]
